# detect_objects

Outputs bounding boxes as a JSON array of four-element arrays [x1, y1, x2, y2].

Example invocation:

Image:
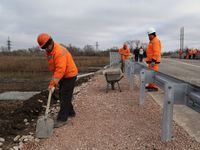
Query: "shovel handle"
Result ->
[[44, 90, 52, 118]]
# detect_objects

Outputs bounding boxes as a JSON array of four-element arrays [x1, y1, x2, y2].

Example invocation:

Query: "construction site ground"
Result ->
[[18, 74, 200, 150], [0, 76, 89, 150]]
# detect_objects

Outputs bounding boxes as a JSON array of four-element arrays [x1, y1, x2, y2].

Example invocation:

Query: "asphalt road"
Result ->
[[158, 58, 200, 86]]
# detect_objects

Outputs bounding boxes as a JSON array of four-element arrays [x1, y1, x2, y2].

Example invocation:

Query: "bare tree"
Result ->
[[133, 40, 141, 48], [83, 44, 95, 56], [141, 43, 148, 50], [126, 40, 141, 50], [126, 40, 134, 52], [0, 46, 8, 52]]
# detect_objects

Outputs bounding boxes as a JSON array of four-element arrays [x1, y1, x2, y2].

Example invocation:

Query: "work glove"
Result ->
[[151, 59, 156, 67], [48, 86, 55, 94], [48, 80, 57, 93]]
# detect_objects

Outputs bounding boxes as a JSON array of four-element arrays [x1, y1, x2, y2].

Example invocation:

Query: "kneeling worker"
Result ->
[[146, 28, 161, 92], [37, 33, 78, 128]]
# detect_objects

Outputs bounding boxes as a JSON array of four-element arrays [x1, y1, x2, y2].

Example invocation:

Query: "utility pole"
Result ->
[[7, 37, 11, 51], [180, 27, 184, 51], [95, 41, 99, 51]]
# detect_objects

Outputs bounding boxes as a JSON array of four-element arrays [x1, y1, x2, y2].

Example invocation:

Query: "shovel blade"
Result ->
[[35, 116, 54, 138]]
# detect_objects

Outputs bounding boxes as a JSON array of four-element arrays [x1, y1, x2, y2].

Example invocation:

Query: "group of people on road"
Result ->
[[133, 46, 145, 62], [36, 27, 161, 128], [179, 48, 199, 59], [118, 27, 161, 92]]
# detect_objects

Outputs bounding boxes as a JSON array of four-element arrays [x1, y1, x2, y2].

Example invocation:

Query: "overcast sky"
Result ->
[[0, 0, 200, 52]]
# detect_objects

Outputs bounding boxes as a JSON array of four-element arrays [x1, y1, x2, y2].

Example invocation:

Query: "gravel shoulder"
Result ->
[[22, 74, 200, 150]]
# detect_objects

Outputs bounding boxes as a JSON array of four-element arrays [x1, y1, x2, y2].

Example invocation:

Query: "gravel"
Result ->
[[21, 74, 200, 150]]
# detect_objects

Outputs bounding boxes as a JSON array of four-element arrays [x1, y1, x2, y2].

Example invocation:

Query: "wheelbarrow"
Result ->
[[104, 68, 123, 93]]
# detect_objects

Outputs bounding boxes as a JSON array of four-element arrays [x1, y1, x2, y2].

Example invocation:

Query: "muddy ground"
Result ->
[[0, 73, 91, 150]]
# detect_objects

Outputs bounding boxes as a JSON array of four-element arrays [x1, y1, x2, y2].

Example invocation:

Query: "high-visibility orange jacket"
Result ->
[[47, 42, 78, 87], [193, 49, 198, 55], [188, 49, 193, 55], [118, 45, 130, 60], [146, 36, 161, 63]]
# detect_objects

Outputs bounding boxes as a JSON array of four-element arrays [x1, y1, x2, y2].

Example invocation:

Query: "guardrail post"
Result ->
[[139, 70, 146, 105], [161, 83, 175, 142], [129, 61, 134, 91], [124, 60, 127, 77], [139, 69, 155, 105], [124, 60, 130, 80]]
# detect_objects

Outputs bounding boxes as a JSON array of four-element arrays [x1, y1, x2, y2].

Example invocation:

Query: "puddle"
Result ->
[[0, 91, 40, 100]]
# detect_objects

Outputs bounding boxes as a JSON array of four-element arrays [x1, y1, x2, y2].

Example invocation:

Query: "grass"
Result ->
[[0, 55, 109, 92], [0, 55, 109, 73]]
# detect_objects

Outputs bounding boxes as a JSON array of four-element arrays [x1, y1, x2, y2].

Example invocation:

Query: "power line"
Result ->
[[7, 37, 11, 51], [95, 41, 99, 51]]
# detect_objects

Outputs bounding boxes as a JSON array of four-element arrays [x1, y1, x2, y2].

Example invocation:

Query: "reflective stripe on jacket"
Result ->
[[146, 36, 161, 63], [47, 42, 78, 85]]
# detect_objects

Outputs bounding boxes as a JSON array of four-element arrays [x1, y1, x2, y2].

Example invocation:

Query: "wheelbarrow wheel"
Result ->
[[111, 82, 115, 90]]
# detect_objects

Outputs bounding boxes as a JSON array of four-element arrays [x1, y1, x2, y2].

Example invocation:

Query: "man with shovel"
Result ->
[[37, 33, 78, 128]]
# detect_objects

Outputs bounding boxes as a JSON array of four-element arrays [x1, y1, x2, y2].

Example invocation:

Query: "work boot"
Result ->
[[69, 110, 76, 118], [145, 86, 151, 89], [54, 120, 67, 128], [147, 87, 158, 92]]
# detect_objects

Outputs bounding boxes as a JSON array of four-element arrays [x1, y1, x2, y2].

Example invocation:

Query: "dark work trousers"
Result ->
[[121, 61, 124, 73], [139, 54, 143, 62], [57, 76, 77, 122], [135, 54, 139, 62]]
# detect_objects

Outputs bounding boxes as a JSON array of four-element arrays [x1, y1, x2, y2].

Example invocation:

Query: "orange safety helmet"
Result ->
[[37, 33, 51, 48]]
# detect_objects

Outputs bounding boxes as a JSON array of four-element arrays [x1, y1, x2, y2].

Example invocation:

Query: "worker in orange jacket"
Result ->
[[118, 43, 130, 72], [37, 33, 78, 128], [192, 49, 198, 59], [146, 28, 161, 92], [188, 49, 192, 59]]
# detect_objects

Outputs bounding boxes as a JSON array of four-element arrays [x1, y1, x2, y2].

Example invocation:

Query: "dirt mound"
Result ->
[[0, 90, 59, 149], [0, 75, 92, 149]]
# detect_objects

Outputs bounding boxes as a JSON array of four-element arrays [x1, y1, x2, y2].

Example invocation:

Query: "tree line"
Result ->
[[0, 39, 148, 56]]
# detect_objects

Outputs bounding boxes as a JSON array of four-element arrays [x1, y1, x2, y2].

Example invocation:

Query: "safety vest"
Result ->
[[118, 47, 130, 60], [47, 42, 78, 84], [146, 36, 161, 63]]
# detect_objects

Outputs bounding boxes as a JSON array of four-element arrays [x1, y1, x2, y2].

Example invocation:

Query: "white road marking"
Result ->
[[163, 59, 200, 68]]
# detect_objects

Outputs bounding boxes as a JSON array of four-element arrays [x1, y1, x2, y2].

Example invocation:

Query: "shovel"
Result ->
[[35, 90, 54, 138]]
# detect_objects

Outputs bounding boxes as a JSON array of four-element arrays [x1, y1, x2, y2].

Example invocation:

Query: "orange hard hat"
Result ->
[[37, 33, 51, 48]]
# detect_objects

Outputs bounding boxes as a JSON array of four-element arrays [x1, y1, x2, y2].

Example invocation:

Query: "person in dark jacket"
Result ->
[[139, 46, 144, 62], [133, 47, 139, 62]]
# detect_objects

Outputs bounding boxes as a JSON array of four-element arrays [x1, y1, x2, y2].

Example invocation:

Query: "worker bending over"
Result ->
[[37, 33, 78, 128]]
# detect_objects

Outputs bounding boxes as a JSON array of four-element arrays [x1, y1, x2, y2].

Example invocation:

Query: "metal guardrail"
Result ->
[[110, 52, 200, 143], [76, 72, 94, 81]]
